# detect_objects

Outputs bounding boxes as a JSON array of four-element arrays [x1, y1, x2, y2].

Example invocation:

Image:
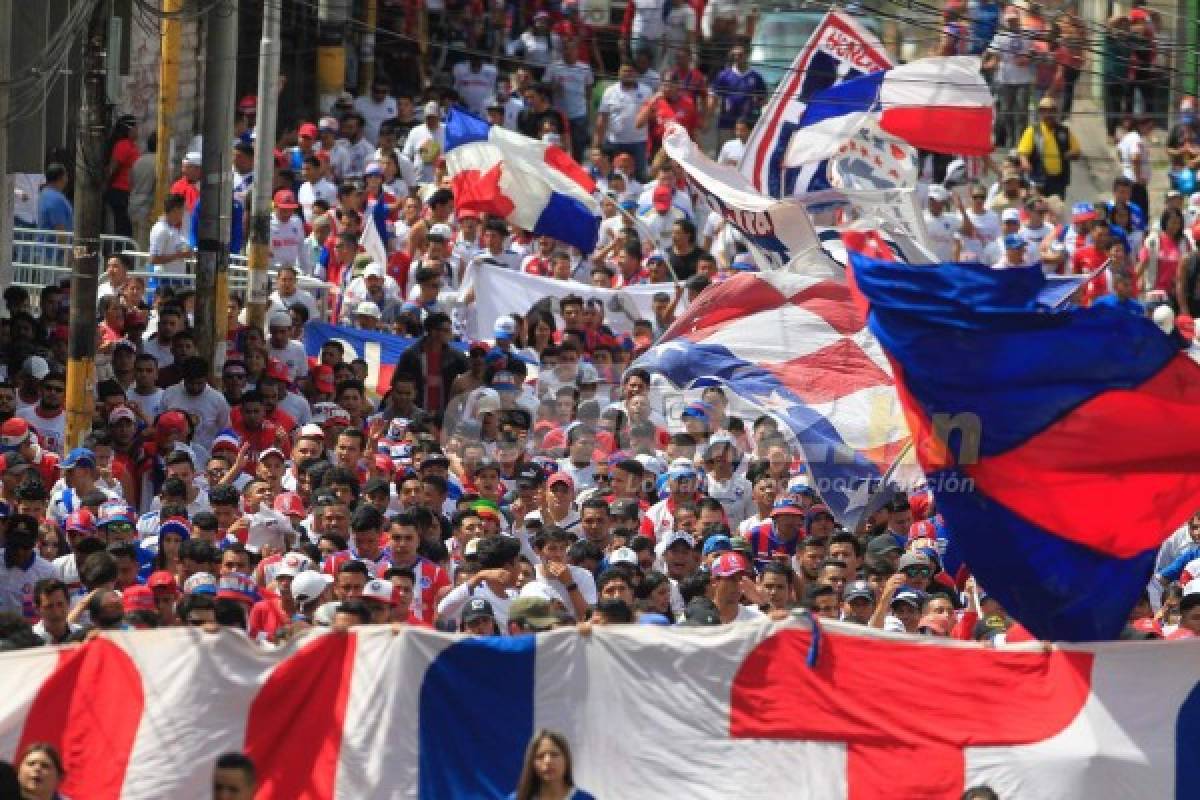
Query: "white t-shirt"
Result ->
[[529, 565, 598, 619], [402, 124, 445, 184], [599, 83, 652, 145], [733, 604, 766, 622], [354, 94, 399, 144], [544, 60, 595, 120], [1019, 222, 1055, 262], [437, 580, 517, 631], [717, 138, 746, 166], [330, 137, 375, 183], [923, 210, 963, 262], [0, 553, 57, 619], [1117, 130, 1150, 184], [452, 63, 499, 116], [630, 0, 668, 43], [269, 215, 307, 267], [18, 406, 67, 456], [127, 386, 166, 419], [270, 288, 321, 323], [269, 340, 310, 382], [988, 30, 1033, 86], [149, 217, 190, 274]]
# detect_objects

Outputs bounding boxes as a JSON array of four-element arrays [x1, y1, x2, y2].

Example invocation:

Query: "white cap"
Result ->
[[429, 222, 454, 239], [183, 151, 202, 166], [298, 423, 326, 439], [1001, 208, 1021, 223], [291, 570, 333, 604], [354, 301, 382, 318], [655, 529, 695, 557], [22, 355, 49, 379], [276, 551, 313, 578], [258, 446, 286, 462], [927, 185, 950, 202], [364, 262, 386, 278], [423, 101, 441, 118], [473, 388, 501, 415], [519, 581, 559, 602], [363, 578, 396, 605], [1153, 304, 1176, 334], [268, 310, 293, 329], [608, 546, 638, 566]]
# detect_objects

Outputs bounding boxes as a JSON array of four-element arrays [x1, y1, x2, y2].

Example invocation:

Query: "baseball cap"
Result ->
[[1003, 233, 1026, 250], [927, 185, 950, 202], [334, 90, 354, 107], [844, 580, 875, 602], [268, 309, 293, 330], [1001, 208, 1021, 223], [184, 572, 218, 596], [274, 492, 306, 517], [866, 534, 903, 556], [238, 94, 258, 112], [62, 447, 96, 470], [309, 365, 335, 395], [1071, 202, 1097, 223], [701, 535, 733, 557], [290, 570, 333, 604], [147, 570, 180, 594], [897, 552, 933, 572], [157, 518, 191, 542], [890, 588, 926, 610], [680, 597, 721, 626], [98, 500, 134, 527], [216, 572, 261, 606], [462, 596, 495, 623], [423, 101, 441, 118], [276, 551, 314, 578], [657, 529, 695, 554], [298, 122, 318, 138], [667, 458, 697, 481], [429, 222, 453, 241], [546, 472, 575, 492], [652, 184, 673, 212], [319, 115, 339, 133], [273, 189, 299, 210], [122, 585, 157, 614], [608, 546, 639, 566], [771, 498, 806, 517], [363, 578, 396, 606], [364, 161, 384, 177], [711, 551, 749, 578], [494, 317, 517, 340], [22, 356, 50, 380], [509, 596, 558, 631], [364, 262, 387, 279], [183, 151, 202, 166], [109, 406, 137, 425], [258, 446, 286, 463], [355, 301, 382, 319], [64, 509, 97, 535], [0, 418, 30, 450], [516, 464, 545, 489]]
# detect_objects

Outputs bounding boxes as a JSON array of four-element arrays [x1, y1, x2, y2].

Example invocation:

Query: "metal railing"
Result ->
[[10, 227, 331, 320]]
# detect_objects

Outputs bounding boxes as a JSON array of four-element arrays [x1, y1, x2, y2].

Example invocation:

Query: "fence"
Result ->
[[10, 227, 331, 319]]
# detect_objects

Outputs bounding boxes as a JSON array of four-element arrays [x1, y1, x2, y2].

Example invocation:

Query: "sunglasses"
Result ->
[[903, 567, 933, 578], [104, 523, 134, 534]]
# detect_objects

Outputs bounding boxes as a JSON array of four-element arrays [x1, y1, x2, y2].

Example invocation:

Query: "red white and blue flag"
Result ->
[[739, 10, 892, 199], [846, 235, 1200, 640], [786, 56, 994, 167], [4, 622, 1200, 798], [633, 269, 911, 526], [444, 108, 600, 252]]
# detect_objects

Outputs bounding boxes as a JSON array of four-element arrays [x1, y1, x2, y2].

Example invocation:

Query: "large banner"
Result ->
[[468, 264, 673, 341], [303, 321, 432, 395], [739, 10, 892, 199], [1, 622, 1197, 799]]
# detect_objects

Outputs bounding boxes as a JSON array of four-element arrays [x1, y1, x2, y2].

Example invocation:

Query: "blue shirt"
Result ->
[[711, 68, 766, 129], [971, 1, 1001, 54], [1092, 294, 1146, 316], [38, 186, 73, 231]]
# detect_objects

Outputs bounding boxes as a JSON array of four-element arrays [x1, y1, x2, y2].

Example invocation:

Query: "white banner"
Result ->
[[468, 263, 676, 340]]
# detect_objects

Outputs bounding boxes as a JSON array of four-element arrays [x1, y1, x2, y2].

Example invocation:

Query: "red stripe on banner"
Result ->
[[764, 338, 892, 405], [542, 146, 596, 194], [375, 363, 395, 398], [450, 166, 516, 218], [17, 639, 144, 800], [245, 632, 358, 799], [965, 353, 1200, 558], [880, 105, 995, 156], [731, 628, 1093, 800], [786, 281, 867, 335], [664, 274, 788, 340]]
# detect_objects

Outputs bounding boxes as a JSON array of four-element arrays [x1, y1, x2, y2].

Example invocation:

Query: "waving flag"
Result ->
[[740, 10, 891, 199], [359, 197, 391, 273], [662, 124, 832, 272], [786, 57, 994, 167], [444, 108, 600, 252], [634, 268, 910, 526], [847, 240, 1200, 641], [6, 623, 1200, 799]]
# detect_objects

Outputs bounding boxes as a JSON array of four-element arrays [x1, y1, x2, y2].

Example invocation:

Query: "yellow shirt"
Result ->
[[1018, 121, 1081, 177]]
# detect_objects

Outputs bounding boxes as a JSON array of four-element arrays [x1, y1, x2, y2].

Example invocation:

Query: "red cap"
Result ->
[[266, 358, 290, 382], [1131, 617, 1164, 637], [65, 509, 97, 534], [310, 364, 335, 394], [712, 552, 749, 578], [156, 411, 189, 434], [274, 491, 306, 517], [122, 585, 157, 613], [238, 94, 258, 113], [457, 209, 480, 220], [147, 571, 179, 595], [547, 471, 575, 491], [908, 519, 938, 542], [373, 454, 396, 476], [652, 184, 673, 212], [0, 417, 31, 445], [273, 189, 299, 210], [298, 122, 319, 138]]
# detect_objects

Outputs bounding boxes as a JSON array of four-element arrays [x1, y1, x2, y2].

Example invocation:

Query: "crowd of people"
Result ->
[[4, 0, 1200, 681]]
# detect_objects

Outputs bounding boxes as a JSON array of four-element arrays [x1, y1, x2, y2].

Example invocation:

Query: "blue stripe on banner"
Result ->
[[418, 635, 537, 799], [799, 70, 886, 128], [533, 191, 600, 253], [445, 107, 493, 151]]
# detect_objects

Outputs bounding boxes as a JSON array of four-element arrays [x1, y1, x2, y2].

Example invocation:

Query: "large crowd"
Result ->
[[5, 0, 1200, 675]]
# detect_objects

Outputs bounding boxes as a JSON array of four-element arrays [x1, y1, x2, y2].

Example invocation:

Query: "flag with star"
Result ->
[[633, 269, 913, 526]]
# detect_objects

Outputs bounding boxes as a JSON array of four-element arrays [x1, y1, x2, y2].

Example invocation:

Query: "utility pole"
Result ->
[[65, 3, 110, 450], [246, 0, 280, 329], [360, 0, 377, 91], [152, 0, 182, 223], [194, 0, 238, 377], [0, 0, 12, 297]]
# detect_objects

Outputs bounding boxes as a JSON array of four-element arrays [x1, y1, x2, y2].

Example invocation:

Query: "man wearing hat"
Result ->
[[0, 514, 56, 619], [922, 185, 965, 262], [268, 190, 305, 269], [266, 310, 309, 383], [996, 232, 1029, 269], [744, 497, 806, 571], [402, 101, 444, 184], [1017, 95, 1081, 199]]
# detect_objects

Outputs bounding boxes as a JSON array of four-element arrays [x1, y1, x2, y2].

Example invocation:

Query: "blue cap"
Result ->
[[680, 401, 713, 420], [701, 535, 733, 557], [730, 254, 758, 272], [364, 161, 384, 176], [157, 518, 191, 541], [891, 588, 926, 609], [62, 447, 96, 470], [1003, 233, 1026, 250], [638, 613, 672, 626], [771, 498, 806, 516]]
